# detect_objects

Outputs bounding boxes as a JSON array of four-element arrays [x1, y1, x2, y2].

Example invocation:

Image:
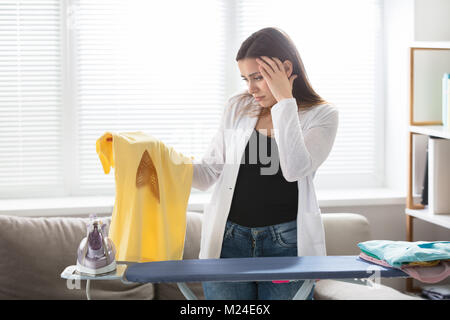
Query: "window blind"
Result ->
[[1, 0, 384, 199], [0, 0, 63, 198], [72, 0, 227, 194], [236, 0, 384, 188]]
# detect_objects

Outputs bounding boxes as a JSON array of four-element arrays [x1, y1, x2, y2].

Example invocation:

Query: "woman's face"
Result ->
[[238, 58, 278, 109]]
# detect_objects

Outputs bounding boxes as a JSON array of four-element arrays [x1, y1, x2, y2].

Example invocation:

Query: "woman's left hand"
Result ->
[[256, 56, 298, 103]]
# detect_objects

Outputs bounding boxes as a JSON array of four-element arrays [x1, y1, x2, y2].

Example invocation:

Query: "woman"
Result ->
[[192, 27, 338, 300]]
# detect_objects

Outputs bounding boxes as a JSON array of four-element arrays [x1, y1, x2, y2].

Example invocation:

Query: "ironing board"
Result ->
[[61, 264, 133, 300], [61, 256, 408, 300], [125, 255, 408, 300]]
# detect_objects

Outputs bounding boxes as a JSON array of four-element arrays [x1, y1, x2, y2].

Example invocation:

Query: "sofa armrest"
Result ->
[[322, 213, 372, 255]]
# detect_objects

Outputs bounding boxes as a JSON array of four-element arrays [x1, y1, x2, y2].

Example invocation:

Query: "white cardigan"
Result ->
[[192, 94, 339, 259]]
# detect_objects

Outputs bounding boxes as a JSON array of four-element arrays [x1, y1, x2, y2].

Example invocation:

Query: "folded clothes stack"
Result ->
[[357, 240, 450, 284]]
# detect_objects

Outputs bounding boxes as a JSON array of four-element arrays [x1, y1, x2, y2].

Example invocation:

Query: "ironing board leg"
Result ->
[[177, 280, 314, 300], [292, 280, 314, 300], [86, 279, 91, 300], [177, 282, 198, 300]]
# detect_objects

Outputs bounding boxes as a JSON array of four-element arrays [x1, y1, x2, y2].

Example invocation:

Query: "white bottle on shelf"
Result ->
[[428, 136, 450, 214]]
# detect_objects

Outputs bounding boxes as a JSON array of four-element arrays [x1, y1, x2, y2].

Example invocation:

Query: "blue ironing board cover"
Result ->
[[124, 255, 408, 283]]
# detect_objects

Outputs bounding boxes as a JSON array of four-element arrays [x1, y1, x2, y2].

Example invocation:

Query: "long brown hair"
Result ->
[[234, 27, 326, 118]]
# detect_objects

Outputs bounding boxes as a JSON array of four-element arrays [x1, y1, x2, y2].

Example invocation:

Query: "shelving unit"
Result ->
[[405, 45, 450, 292], [405, 207, 450, 230], [409, 125, 450, 139], [406, 124, 450, 241]]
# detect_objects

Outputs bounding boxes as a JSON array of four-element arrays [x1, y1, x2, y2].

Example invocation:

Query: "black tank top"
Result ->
[[227, 128, 298, 227]]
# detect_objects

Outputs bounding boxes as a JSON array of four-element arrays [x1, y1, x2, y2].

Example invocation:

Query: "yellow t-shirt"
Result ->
[[96, 131, 193, 262]]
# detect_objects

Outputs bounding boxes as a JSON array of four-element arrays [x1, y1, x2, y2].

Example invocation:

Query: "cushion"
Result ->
[[0, 215, 154, 300], [314, 279, 423, 300]]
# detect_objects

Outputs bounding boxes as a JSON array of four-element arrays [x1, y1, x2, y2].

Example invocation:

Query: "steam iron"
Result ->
[[76, 215, 117, 276]]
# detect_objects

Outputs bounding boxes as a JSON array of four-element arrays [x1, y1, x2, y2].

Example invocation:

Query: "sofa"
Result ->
[[0, 211, 421, 300]]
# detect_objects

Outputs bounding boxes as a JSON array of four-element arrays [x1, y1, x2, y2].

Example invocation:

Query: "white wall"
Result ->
[[383, 0, 414, 192], [415, 0, 450, 41]]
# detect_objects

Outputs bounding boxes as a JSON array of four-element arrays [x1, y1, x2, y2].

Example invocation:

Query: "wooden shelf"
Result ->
[[410, 41, 450, 49], [406, 42, 450, 294], [409, 125, 450, 139], [405, 208, 450, 229]]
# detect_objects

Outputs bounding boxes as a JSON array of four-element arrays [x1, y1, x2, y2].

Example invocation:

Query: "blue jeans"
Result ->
[[202, 220, 315, 300]]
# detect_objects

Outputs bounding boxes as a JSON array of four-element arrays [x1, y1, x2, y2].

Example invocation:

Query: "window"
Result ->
[[236, 0, 384, 189], [0, 0, 64, 198], [0, 0, 384, 199], [71, 0, 227, 195]]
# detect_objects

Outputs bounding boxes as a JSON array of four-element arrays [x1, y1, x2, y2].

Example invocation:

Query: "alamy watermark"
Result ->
[[66, 278, 81, 290], [170, 128, 281, 176], [352, 266, 381, 289]]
